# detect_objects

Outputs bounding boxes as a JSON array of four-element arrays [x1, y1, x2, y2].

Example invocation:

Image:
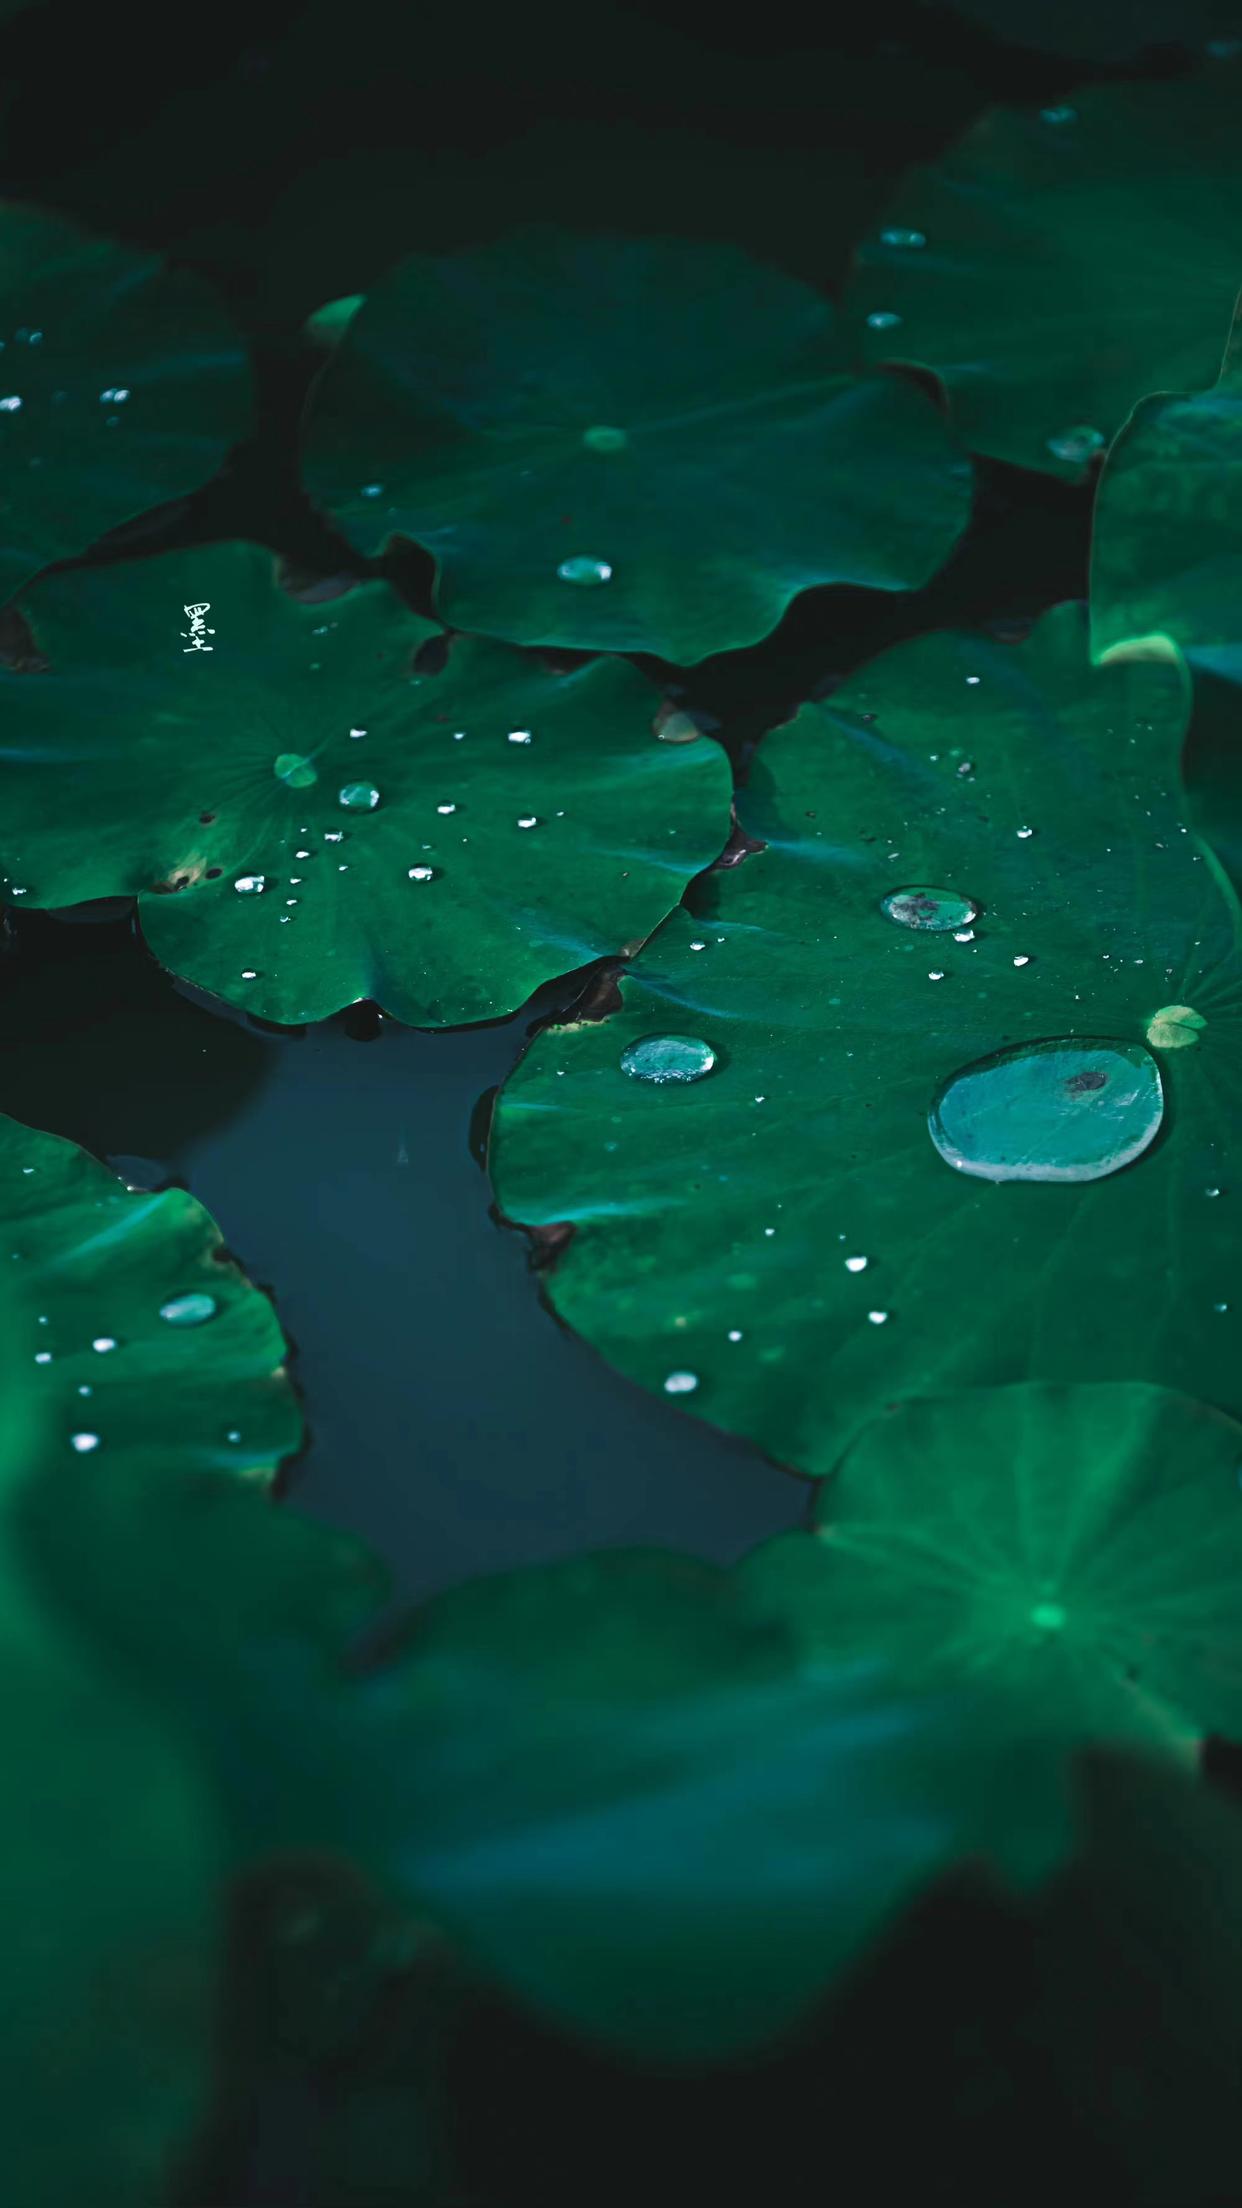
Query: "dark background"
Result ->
[[0, 4, 1222, 2201]]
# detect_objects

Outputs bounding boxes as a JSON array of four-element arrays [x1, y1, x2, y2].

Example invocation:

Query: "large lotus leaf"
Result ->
[[0, 1111, 303, 2205], [922, 0, 1242, 60], [0, 542, 731, 1025], [0, 203, 252, 605], [843, 72, 1242, 479], [490, 601, 1242, 1477], [742, 1384, 1242, 1754], [299, 228, 972, 663]]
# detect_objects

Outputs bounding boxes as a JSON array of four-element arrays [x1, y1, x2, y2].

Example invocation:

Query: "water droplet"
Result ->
[[436, 803, 457, 815], [928, 970, 945, 981], [1039, 104, 1076, 124], [99, 386, 130, 403], [1206, 1186, 1223, 1198], [92, 1336, 117, 1352], [663, 1370, 699, 1395], [882, 886, 978, 932], [728, 1329, 744, 1342], [349, 727, 367, 740], [655, 711, 702, 744], [33, 1350, 51, 1364], [1030, 1600, 1066, 1630], [274, 752, 318, 789], [323, 829, 345, 843], [953, 928, 975, 943], [339, 782, 380, 811], [241, 969, 258, 980], [407, 865, 436, 881], [880, 227, 925, 248], [159, 1292, 218, 1327], [583, 424, 627, 452], [867, 1310, 889, 1325], [557, 554, 612, 586], [1016, 825, 1035, 839], [621, 1035, 717, 1085], [70, 1432, 100, 1452], [689, 939, 707, 951], [845, 1256, 868, 1272], [0, 395, 22, 411], [1046, 425, 1105, 464], [361, 483, 384, 497], [866, 310, 902, 330], [508, 729, 532, 744], [1145, 1003, 1205, 1051], [517, 815, 538, 829], [234, 873, 266, 894], [929, 1037, 1163, 1183], [1013, 954, 1031, 968], [1215, 1301, 1230, 1314]]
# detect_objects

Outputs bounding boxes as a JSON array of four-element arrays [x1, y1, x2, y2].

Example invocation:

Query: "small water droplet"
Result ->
[[663, 1370, 699, 1395], [880, 227, 925, 248], [1206, 1186, 1223, 1198], [1016, 825, 1035, 839], [866, 310, 902, 330], [339, 782, 380, 811], [689, 939, 707, 951], [929, 1037, 1163, 1183], [241, 969, 258, 980], [928, 970, 946, 981], [867, 1310, 889, 1325], [953, 928, 975, 943], [70, 1432, 100, 1452], [517, 815, 538, 829], [92, 1336, 117, 1353], [436, 802, 457, 815], [361, 483, 384, 497], [0, 395, 23, 411], [845, 1256, 868, 1272], [508, 729, 532, 744], [583, 424, 627, 452], [323, 829, 345, 843], [33, 1350, 51, 1364], [882, 886, 978, 932], [621, 1035, 717, 1085], [1215, 1301, 1230, 1314], [99, 386, 130, 403], [1013, 954, 1031, 968], [407, 865, 437, 881], [159, 1292, 218, 1327], [1039, 104, 1076, 124], [727, 1329, 744, 1341], [557, 554, 612, 586], [1046, 424, 1105, 464], [234, 873, 266, 894], [349, 726, 367, 739], [274, 752, 318, 789]]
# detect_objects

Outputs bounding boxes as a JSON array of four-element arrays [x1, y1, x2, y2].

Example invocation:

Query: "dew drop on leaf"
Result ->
[[881, 885, 978, 932], [557, 554, 613, 586], [621, 1035, 717, 1085], [158, 1292, 219, 1327], [339, 782, 381, 811], [928, 1038, 1164, 1184]]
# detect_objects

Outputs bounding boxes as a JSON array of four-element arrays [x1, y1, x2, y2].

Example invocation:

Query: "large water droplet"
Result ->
[[582, 425, 627, 452], [881, 885, 979, 932], [621, 1035, 717, 1085], [558, 554, 612, 586], [1046, 424, 1105, 464], [274, 753, 318, 789], [339, 782, 380, 810], [159, 1292, 218, 1327], [929, 1037, 1163, 1184]]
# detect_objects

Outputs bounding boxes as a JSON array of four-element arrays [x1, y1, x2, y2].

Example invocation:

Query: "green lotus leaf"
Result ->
[[0, 1109, 304, 2205], [299, 228, 972, 663], [1091, 294, 1242, 681], [490, 601, 1242, 1477], [922, 0, 1242, 61], [844, 72, 1242, 478], [0, 542, 732, 1025], [0, 203, 252, 604], [742, 1384, 1242, 1754]]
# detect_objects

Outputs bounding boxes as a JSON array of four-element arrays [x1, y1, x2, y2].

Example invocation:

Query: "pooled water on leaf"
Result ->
[[158, 1291, 219, 1326], [557, 555, 612, 586], [928, 1037, 1164, 1183], [881, 885, 978, 932], [621, 1035, 717, 1085]]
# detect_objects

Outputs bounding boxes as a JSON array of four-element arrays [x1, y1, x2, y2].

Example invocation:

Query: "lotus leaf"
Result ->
[[0, 542, 732, 1025], [490, 602, 1242, 1476], [0, 1110, 303, 2204], [0, 202, 252, 604], [299, 229, 972, 662], [742, 1384, 1242, 1753], [845, 72, 1242, 478]]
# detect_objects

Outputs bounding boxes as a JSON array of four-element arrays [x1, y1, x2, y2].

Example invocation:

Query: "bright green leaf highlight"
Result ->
[[300, 229, 972, 662]]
